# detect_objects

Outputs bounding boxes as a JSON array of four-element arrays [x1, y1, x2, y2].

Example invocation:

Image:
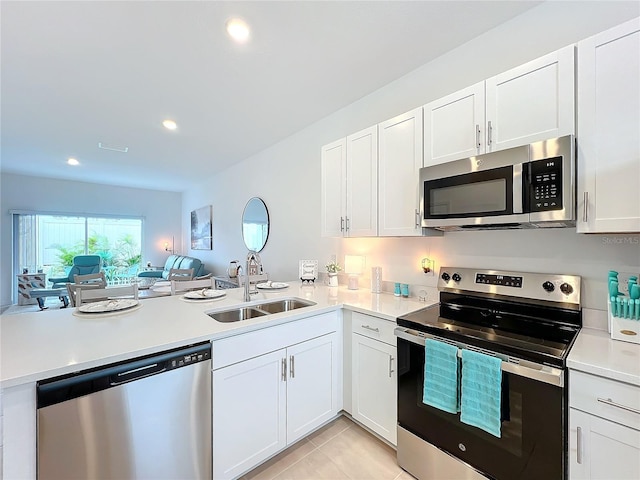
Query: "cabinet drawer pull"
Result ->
[[361, 325, 380, 333], [487, 120, 493, 146], [597, 397, 640, 415], [281, 357, 287, 382], [576, 426, 582, 464], [476, 124, 481, 149], [389, 355, 395, 378], [290, 355, 295, 379]]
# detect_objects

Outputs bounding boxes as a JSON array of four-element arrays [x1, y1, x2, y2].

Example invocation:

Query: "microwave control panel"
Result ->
[[529, 156, 562, 212]]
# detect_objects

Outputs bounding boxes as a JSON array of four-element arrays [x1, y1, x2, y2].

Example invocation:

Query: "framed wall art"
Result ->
[[191, 205, 212, 250]]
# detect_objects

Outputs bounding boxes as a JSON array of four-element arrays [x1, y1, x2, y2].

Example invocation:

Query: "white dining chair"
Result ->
[[167, 268, 194, 281], [76, 284, 139, 305], [170, 277, 215, 295], [67, 272, 108, 306]]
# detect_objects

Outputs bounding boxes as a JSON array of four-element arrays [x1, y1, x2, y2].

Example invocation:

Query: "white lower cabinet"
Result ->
[[212, 313, 340, 480], [569, 370, 640, 480], [213, 349, 287, 480], [286, 334, 339, 443], [351, 313, 397, 445], [570, 409, 640, 480]]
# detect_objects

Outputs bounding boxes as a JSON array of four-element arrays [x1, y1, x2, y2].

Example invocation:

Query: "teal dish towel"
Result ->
[[423, 339, 459, 414], [460, 349, 503, 438]]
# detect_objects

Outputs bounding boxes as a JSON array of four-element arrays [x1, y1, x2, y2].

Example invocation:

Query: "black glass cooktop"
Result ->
[[397, 292, 581, 368]]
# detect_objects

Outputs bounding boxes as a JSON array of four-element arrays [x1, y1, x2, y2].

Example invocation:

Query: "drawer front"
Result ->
[[351, 312, 396, 346], [213, 311, 339, 369], [570, 370, 640, 431]]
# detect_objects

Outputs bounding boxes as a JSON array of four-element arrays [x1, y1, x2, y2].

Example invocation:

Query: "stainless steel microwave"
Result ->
[[420, 135, 575, 231]]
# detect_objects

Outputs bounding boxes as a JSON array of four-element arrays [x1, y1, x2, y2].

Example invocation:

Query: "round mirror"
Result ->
[[242, 197, 270, 252]]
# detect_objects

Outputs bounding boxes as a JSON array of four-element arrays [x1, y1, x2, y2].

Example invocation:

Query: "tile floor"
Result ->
[[241, 415, 415, 480]]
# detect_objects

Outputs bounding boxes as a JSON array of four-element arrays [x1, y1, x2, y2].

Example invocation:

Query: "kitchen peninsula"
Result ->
[[1, 283, 435, 479]]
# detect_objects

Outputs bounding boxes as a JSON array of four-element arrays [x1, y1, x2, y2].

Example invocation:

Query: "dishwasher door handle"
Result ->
[[110, 362, 167, 385]]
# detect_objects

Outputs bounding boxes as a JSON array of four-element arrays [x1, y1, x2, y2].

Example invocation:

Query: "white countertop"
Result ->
[[567, 327, 640, 387], [0, 283, 436, 388]]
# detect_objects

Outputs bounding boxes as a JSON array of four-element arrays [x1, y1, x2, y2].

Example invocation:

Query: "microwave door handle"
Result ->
[[513, 163, 523, 214]]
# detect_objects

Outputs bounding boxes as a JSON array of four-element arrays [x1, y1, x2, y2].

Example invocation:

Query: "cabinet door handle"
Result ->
[[281, 357, 287, 382], [290, 355, 295, 379], [346, 217, 350, 232], [415, 209, 420, 228], [597, 397, 640, 415], [583, 192, 589, 223], [389, 355, 395, 378], [476, 124, 481, 149], [361, 325, 379, 333], [576, 426, 583, 464], [487, 120, 493, 146], [340, 217, 345, 232]]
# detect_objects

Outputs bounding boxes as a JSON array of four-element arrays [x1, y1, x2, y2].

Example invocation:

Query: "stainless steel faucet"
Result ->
[[244, 250, 261, 301]]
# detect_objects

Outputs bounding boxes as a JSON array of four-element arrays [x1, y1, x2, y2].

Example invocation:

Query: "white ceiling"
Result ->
[[1, 1, 541, 192]]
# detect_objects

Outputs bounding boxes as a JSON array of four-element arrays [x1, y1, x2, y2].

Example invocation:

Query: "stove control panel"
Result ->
[[476, 273, 522, 288], [438, 267, 581, 306]]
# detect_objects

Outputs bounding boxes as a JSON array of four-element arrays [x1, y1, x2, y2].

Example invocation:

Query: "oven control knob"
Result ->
[[452, 273, 462, 282], [560, 282, 574, 295], [441, 272, 450, 282], [542, 281, 555, 292]]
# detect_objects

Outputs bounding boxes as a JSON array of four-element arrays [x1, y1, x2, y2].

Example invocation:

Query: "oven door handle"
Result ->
[[394, 327, 564, 387]]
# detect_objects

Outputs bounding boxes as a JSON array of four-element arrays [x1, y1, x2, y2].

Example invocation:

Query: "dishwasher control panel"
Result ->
[[170, 349, 210, 369]]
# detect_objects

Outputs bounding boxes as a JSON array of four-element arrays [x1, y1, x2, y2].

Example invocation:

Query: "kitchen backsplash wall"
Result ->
[[182, 2, 639, 312], [337, 231, 640, 311]]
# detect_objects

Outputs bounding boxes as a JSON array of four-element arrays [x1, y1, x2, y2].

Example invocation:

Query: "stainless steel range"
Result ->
[[395, 267, 582, 480]]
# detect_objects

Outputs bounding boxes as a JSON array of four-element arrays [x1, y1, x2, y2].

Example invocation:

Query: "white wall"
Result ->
[[0, 173, 182, 307], [183, 1, 640, 311]]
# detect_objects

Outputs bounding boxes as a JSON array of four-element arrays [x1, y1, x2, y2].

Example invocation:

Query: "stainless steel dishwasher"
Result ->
[[37, 342, 212, 480]]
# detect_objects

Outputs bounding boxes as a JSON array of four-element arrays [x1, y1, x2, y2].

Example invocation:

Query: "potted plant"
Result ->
[[325, 260, 341, 287]]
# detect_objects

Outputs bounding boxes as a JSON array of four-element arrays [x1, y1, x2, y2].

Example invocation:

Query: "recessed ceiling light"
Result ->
[[162, 119, 177, 130], [67, 158, 79, 166], [226, 18, 250, 43]]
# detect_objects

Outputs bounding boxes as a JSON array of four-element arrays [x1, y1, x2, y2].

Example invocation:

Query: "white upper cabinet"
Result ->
[[423, 46, 575, 167], [577, 18, 640, 233], [346, 126, 378, 237], [321, 126, 378, 237], [485, 45, 575, 151], [378, 107, 424, 236], [320, 138, 346, 237], [424, 82, 486, 166]]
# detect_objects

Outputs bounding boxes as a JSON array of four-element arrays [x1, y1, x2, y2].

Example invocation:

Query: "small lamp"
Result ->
[[344, 255, 364, 290], [422, 257, 434, 275], [165, 236, 175, 254]]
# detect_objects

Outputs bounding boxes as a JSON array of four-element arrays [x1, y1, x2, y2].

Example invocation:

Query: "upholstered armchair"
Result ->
[[48, 255, 103, 288]]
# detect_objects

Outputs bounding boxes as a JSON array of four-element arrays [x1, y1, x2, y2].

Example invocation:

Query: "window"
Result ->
[[13, 213, 143, 291]]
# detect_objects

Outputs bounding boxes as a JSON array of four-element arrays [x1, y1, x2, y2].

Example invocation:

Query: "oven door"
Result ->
[[396, 328, 567, 480]]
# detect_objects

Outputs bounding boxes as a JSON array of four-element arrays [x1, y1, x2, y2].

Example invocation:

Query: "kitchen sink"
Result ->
[[209, 307, 267, 323], [257, 298, 316, 314], [207, 298, 316, 323]]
